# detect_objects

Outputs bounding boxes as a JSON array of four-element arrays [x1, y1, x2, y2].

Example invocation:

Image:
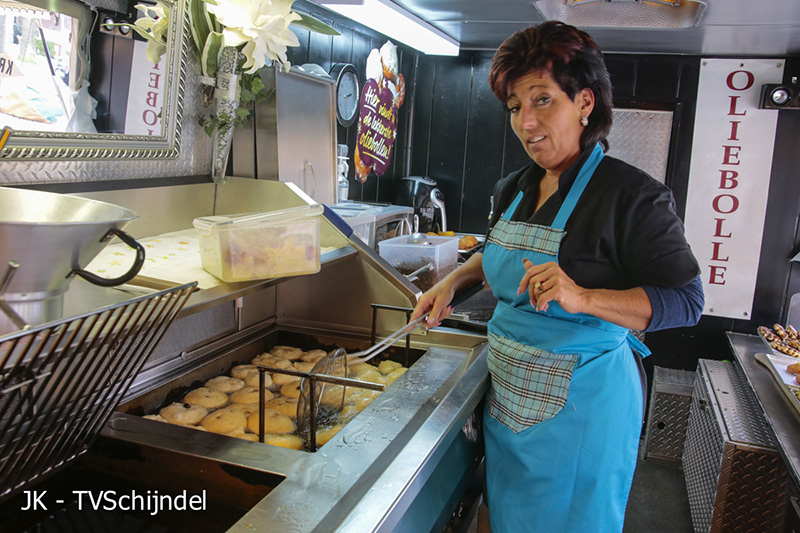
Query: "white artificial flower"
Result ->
[[134, 1, 169, 64], [208, 0, 301, 73]]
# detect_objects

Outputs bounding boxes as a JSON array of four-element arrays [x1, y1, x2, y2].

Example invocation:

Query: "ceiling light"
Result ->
[[533, 0, 707, 29], [313, 0, 460, 56]]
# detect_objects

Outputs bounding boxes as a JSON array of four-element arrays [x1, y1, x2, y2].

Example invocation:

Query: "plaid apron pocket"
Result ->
[[487, 332, 577, 433]]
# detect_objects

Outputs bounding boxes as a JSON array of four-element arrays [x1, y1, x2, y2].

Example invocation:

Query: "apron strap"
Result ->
[[626, 330, 651, 358], [503, 190, 525, 221], [552, 143, 605, 231]]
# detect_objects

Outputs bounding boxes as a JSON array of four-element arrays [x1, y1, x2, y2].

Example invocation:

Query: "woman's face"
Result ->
[[506, 69, 594, 175]]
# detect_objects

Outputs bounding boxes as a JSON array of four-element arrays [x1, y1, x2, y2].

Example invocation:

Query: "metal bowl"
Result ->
[[0, 187, 145, 331]]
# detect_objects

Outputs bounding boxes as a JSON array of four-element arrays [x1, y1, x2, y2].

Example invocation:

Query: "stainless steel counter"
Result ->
[[727, 332, 800, 488]]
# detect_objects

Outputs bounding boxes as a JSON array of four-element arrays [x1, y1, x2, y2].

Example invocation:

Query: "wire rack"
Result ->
[[0, 282, 196, 502]]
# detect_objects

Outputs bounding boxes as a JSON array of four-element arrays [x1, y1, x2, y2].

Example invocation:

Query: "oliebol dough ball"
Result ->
[[377, 360, 402, 375], [269, 345, 303, 361], [385, 367, 408, 384], [265, 396, 299, 418], [205, 376, 245, 394], [230, 364, 256, 380], [252, 353, 292, 368], [224, 428, 259, 441], [225, 402, 259, 418], [244, 370, 274, 389], [231, 385, 273, 404], [160, 402, 208, 425], [293, 361, 315, 373], [301, 349, 327, 363], [247, 408, 295, 435], [184, 387, 228, 409], [264, 434, 304, 450], [280, 381, 302, 399], [201, 407, 247, 434]]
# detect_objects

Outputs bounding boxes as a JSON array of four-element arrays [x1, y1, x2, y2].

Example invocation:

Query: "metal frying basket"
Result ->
[[0, 281, 196, 502]]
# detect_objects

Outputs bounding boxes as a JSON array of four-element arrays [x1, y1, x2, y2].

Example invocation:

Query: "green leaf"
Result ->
[[250, 76, 265, 94], [200, 31, 224, 78], [291, 13, 339, 36], [188, 0, 213, 53], [234, 107, 251, 122]]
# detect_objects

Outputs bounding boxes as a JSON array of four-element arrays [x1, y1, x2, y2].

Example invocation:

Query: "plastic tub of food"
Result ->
[[378, 234, 458, 291], [193, 204, 323, 282]]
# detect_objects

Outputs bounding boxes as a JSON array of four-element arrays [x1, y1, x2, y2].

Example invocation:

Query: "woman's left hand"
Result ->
[[517, 258, 587, 313]]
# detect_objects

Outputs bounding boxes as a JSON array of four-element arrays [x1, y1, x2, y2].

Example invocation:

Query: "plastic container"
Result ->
[[378, 234, 458, 291], [193, 204, 323, 282]]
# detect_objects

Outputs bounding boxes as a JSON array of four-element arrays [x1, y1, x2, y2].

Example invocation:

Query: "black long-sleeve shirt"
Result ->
[[489, 147, 701, 291]]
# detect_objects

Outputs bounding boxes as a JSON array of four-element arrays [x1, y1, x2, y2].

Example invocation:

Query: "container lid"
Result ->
[[379, 234, 457, 249], [193, 204, 323, 234]]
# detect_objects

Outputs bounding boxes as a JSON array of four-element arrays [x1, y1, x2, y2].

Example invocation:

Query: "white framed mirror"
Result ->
[[0, 0, 187, 160]]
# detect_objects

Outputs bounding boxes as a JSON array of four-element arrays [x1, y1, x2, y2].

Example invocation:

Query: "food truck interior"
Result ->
[[2, 0, 800, 531]]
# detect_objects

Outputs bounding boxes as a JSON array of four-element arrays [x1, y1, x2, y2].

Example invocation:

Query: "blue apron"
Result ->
[[482, 143, 650, 532]]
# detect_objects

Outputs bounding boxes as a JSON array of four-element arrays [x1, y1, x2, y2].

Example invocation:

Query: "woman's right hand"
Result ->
[[410, 278, 457, 328], [409, 253, 485, 328]]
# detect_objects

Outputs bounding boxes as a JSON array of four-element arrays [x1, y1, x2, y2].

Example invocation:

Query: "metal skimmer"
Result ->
[[0, 282, 196, 502]]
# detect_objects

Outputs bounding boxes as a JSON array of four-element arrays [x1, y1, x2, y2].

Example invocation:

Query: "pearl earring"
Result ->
[[580, 116, 589, 127]]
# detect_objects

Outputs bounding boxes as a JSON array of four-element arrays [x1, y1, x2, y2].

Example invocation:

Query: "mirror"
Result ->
[[0, 0, 186, 160]]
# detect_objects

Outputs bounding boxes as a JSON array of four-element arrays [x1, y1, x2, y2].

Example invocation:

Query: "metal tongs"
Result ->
[[343, 311, 431, 365], [344, 278, 486, 365]]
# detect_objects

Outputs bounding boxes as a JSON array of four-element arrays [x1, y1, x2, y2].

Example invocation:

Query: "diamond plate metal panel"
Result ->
[[683, 360, 790, 533], [704, 359, 776, 448], [714, 446, 790, 533], [684, 364, 725, 533], [607, 108, 673, 184], [644, 367, 695, 464]]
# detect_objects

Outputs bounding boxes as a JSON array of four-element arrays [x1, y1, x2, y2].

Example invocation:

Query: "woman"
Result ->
[[410, 21, 703, 532]]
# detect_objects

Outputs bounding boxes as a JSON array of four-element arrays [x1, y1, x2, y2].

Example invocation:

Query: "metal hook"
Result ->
[[0, 261, 29, 330]]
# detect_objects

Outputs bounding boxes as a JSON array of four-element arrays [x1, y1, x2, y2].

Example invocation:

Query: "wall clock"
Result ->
[[330, 63, 360, 127]]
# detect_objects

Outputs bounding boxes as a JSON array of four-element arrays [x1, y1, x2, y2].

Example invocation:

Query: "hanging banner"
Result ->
[[124, 40, 163, 135], [683, 59, 784, 319], [354, 41, 406, 182]]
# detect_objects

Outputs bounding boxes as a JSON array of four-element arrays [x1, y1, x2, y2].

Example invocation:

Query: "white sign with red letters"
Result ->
[[684, 59, 784, 319], [124, 40, 164, 135]]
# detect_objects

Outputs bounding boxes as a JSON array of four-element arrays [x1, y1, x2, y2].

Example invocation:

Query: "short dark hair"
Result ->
[[489, 21, 613, 152]]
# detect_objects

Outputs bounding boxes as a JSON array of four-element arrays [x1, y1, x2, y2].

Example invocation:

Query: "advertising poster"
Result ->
[[683, 59, 784, 319], [354, 41, 405, 182]]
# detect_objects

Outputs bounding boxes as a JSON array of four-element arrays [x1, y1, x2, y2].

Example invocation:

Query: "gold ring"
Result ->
[[534, 281, 544, 293]]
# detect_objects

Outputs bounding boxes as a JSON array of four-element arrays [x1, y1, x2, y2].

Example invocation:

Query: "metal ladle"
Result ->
[[408, 214, 430, 245]]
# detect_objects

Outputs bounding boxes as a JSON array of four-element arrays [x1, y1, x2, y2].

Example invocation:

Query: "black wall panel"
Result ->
[[421, 55, 473, 231], [461, 54, 507, 233]]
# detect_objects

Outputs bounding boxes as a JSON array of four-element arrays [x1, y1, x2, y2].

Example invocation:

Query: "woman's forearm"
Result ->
[[443, 252, 486, 291], [579, 286, 653, 331]]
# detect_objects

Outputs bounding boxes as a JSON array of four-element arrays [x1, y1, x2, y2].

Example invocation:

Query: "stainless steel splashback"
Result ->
[[232, 67, 338, 206]]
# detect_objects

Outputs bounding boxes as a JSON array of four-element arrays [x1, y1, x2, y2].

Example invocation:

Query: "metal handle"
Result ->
[[0, 261, 28, 330], [405, 262, 433, 282], [0, 260, 19, 295], [304, 162, 317, 199], [69, 229, 146, 287], [430, 188, 447, 232]]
